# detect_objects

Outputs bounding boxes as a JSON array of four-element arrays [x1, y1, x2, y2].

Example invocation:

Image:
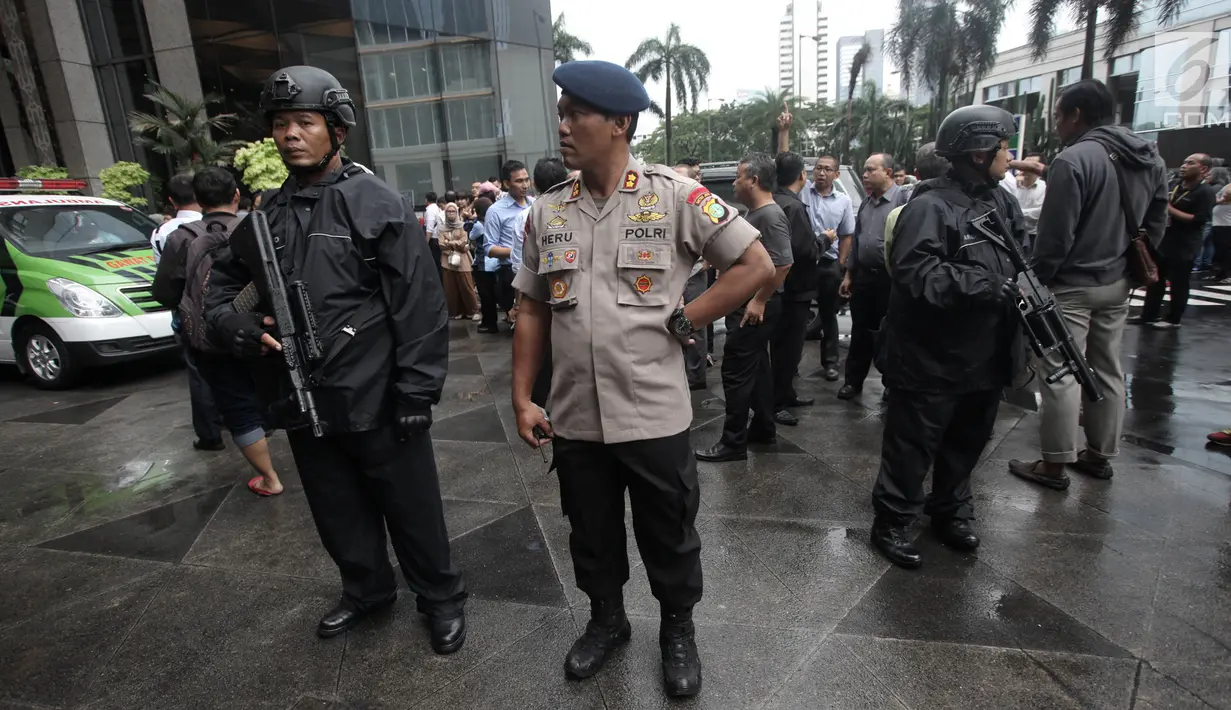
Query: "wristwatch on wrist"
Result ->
[[669, 308, 694, 342]]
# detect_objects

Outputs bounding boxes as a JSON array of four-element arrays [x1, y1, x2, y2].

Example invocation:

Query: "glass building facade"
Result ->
[[10, 0, 559, 205], [349, 0, 557, 204]]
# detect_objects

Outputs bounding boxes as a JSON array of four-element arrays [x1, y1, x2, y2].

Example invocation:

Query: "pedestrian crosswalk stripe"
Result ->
[[1190, 288, 1231, 302], [1130, 297, 1223, 307]]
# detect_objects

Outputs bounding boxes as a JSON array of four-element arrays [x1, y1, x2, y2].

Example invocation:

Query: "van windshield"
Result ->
[[0, 205, 156, 258]]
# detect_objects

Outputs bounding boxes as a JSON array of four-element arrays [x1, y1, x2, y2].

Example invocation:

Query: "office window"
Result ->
[[441, 43, 492, 93], [1206, 29, 1231, 124], [1058, 67, 1081, 88], [445, 96, 497, 142]]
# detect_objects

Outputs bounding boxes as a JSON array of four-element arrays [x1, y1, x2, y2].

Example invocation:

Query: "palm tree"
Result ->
[[748, 88, 796, 153], [888, 0, 1009, 135], [1028, 0, 1186, 80], [844, 43, 872, 164], [626, 23, 711, 166], [552, 13, 592, 65], [129, 83, 245, 171]]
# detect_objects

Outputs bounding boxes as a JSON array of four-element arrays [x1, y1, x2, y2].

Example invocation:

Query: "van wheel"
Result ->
[[19, 322, 77, 389]]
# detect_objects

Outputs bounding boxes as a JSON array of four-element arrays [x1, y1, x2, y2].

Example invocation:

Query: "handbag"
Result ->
[[448, 251, 463, 268], [1108, 151, 1159, 287]]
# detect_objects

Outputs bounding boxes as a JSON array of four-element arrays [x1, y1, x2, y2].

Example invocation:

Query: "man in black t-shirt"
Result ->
[[1138, 153, 1216, 328], [696, 153, 794, 462]]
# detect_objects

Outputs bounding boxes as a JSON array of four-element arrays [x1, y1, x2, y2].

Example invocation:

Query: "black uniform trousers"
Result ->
[[720, 295, 782, 449], [845, 269, 892, 389], [771, 296, 812, 408], [554, 431, 702, 611], [814, 258, 843, 369], [288, 426, 467, 616], [871, 388, 1001, 525], [683, 267, 710, 389]]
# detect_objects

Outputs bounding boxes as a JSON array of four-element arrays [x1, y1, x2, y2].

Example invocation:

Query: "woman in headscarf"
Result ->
[[436, 202, 481, 320]]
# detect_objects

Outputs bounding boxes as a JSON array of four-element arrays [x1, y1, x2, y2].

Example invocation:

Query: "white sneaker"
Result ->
[[1150, 321, 1181, 329]]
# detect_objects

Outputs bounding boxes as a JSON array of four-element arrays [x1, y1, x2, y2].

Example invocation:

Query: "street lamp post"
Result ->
[[706, 97, 725, 163]]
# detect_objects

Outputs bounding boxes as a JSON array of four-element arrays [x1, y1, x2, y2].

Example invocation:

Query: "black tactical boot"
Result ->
[[660, 610, 702, 697], [564, 596, 631, 679]]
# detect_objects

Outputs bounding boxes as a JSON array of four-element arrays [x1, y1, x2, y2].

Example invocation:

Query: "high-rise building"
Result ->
[[0, 0, 558, 207], [834, 29, 885, 102], [778, 3, 795, 95], [815, 5, 830, 104]]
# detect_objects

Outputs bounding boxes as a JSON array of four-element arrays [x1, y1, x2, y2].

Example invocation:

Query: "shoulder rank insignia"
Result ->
[[568, 181, 582, 201], [626, 211, 667, 223], [638, 192, 660, 209], [622, 170, 640, 191]]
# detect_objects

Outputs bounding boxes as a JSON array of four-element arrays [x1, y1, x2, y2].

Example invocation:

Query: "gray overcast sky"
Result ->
[[551, 0, 1075, 133]]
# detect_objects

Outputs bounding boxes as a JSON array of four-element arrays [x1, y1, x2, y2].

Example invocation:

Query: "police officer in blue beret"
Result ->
[[511, 60, 775, 697]]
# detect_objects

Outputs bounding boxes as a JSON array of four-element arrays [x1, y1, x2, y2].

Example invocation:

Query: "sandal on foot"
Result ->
[[247, 476, 283, 497], [1008, 460, 1071, 491]]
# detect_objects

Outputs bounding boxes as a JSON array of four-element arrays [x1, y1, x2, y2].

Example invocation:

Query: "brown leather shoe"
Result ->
[[1008, 459, 1071, 491]]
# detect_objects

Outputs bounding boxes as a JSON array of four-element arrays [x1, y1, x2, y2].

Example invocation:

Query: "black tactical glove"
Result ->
[[217, 311, 271, 359], [995, 276, 1022, 304], [396, 401, 433, 439]]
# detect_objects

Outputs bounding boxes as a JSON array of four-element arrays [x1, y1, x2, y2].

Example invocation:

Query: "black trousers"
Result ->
[[720, 296, 782, 449], [495, 265, 516, 313], [183, 343, 221, 443], [683, 268, 710, 388], [845, 271, 891, 389], [288, 426, 467, 616], [554, 431, 702, 610], [475, 270, 498, 328], [771, 297, 812, 408], [1212, 225, 1231, 277], [871, 388, 1001, 526], [814, 259, 843, 369], [1141, 254, 1195, 324]]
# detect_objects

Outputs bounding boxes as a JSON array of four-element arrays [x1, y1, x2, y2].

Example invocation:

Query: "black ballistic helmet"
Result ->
[[934, 105, 1016, 158], [260, 66, 357, 129]]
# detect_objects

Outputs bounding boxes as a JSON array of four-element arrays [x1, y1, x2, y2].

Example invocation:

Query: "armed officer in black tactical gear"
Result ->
[[205, 66, 467, 651], [869, 105, 1030, 569]]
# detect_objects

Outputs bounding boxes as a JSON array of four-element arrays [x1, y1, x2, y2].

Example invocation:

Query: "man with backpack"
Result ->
[[152, 168, 285, 496]]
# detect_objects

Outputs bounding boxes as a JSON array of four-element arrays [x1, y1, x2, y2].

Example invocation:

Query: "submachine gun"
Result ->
[[230, 211, 326, 436], [968, 211, 1104, 402]]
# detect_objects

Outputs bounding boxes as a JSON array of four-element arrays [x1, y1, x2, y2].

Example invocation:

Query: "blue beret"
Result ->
[[553, 60, 651, 116]]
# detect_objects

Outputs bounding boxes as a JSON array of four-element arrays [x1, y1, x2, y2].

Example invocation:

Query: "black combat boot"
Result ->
[[660, 609, 702, 697], [564, 596, 631, 679]]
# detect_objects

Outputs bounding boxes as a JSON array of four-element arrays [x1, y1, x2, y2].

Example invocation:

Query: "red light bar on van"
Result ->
[[0, 178, 88, 193]]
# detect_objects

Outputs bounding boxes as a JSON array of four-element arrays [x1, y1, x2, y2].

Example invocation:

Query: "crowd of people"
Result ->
[[143, 58, 1227, 702]]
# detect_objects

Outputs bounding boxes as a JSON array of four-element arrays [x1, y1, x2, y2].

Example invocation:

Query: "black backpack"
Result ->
[[178, 216, 239, 353]]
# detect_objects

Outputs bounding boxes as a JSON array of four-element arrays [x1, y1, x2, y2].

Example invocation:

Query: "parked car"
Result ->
[[0, 178, 176, 388], [699, 159, 864, 211]]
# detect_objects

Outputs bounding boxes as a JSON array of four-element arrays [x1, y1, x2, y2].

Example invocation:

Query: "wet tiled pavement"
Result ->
[[1, 312, 1229, 709]]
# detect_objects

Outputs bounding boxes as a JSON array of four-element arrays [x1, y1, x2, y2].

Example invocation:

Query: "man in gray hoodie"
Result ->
[[1009, 79, 1168, 490]]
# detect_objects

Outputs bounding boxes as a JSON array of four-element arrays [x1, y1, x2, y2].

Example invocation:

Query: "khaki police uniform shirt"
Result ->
[[513, 155, 760, 444]]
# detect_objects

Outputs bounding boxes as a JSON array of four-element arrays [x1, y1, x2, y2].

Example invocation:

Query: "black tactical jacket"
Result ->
[[205, 160, 448, 433], [882, 176, 1029, 393]]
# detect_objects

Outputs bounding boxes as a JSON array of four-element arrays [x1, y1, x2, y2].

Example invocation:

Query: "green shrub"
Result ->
[[99, 162, 150, 209], [16, 164, 68, 180], [234, 138, 288, 192]]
